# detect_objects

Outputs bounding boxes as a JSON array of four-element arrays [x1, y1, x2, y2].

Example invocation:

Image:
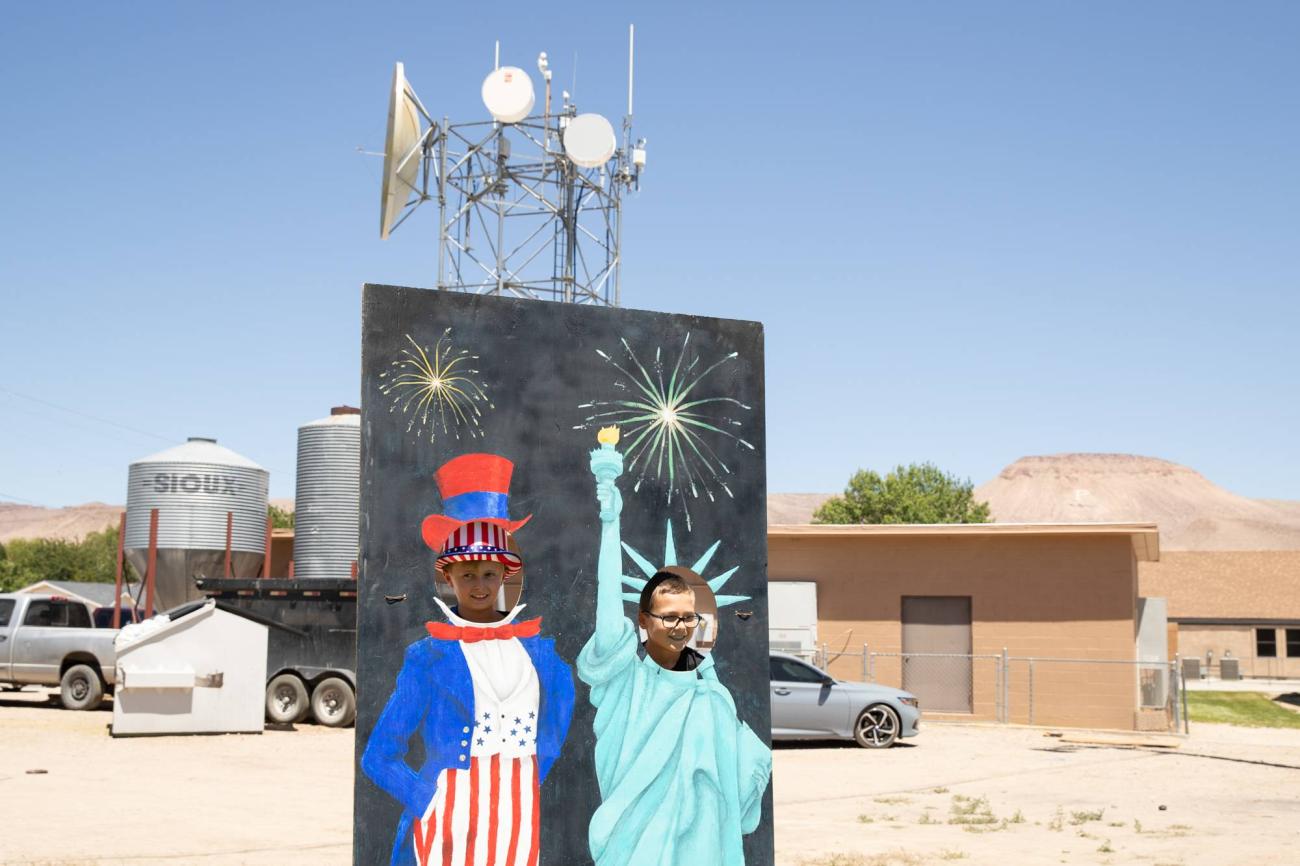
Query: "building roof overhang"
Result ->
[[767, 522, 1161, 562]]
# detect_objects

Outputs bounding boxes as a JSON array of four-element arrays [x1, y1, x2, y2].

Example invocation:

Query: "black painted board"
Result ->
[[354, 284, 772, 865]]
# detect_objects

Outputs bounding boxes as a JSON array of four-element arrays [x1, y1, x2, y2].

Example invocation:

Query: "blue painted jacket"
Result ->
[[361, 630, 575, 866]]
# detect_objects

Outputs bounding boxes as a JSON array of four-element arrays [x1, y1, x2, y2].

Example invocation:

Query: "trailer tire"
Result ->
[[311, 677, 356, 728], [266, 673, 310, 724], [60, 664, 104, 711]]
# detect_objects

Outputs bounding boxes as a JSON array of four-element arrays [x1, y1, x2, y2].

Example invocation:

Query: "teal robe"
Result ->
[[577, 455, 771, 865], [577, 618, 771, 865]]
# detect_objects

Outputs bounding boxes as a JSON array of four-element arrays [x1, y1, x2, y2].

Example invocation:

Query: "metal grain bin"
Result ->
[[125, 437, 269, 609], [293, 407, 360, 579]]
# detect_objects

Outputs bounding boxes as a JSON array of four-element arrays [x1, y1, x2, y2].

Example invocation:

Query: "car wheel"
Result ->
[[311, 677, 356, 728], [854, 703, 901, 749], [265, 673, 310, 724], [60, 664, 104, 711]]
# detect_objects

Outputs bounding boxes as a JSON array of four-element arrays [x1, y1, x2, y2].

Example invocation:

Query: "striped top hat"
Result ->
[[420, 453, 533, 552], [435, 520, 523, 576]]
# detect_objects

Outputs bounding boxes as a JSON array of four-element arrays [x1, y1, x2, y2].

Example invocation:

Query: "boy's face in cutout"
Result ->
[[638, 586, 697, 658], [441, 559, 506, 621]]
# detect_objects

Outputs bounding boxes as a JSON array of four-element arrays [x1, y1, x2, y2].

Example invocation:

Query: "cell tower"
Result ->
[[378, 27, 645, 307]]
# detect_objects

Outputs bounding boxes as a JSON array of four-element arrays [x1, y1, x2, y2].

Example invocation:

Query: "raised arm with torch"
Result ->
[[589, 426, 625, 657], [576, 424, 772, 866]]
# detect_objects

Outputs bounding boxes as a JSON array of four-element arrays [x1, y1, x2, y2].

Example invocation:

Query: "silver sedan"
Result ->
[[770, 652, 921, 748]]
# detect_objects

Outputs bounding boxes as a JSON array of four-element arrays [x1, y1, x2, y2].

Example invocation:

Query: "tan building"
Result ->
[[768, 523, 1162, 731], [1140, 550, 1300, 679]]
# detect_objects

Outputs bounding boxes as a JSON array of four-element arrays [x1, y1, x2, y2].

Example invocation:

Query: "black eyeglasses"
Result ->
[[644, 612, 703, 629]]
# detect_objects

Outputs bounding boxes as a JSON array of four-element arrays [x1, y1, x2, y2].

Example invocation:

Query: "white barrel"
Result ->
[[293, 408, 360, 580], [125, 437, 269, 609]]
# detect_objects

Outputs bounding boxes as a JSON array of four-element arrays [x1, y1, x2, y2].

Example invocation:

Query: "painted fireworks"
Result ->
[[379, 330, 493, 441], [576, 333, 753, 528]]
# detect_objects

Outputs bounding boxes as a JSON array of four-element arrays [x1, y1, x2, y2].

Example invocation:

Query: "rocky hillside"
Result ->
[[770, 454, 1300, 550], [0, 502, 123, 544], [0, 498, 296, 544], [973, 454, 1300, 550]]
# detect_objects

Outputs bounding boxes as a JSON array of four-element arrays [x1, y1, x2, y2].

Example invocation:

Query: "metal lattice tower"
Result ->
[[381, 31, 644, 307]]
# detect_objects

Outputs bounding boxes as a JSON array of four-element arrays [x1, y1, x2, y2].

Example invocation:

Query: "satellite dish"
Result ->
[[481, 66, 535, 124], [380, 62, 423, 240], [562, 113, 617, 168]]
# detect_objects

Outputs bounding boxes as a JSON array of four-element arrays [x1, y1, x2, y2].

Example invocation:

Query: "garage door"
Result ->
[[901, 596, 973, 713]]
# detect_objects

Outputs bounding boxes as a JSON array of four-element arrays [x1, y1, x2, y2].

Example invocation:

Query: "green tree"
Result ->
[[268, 504, 295, 529], [813, 463, 993, 525], [0, 525, 125, 591]]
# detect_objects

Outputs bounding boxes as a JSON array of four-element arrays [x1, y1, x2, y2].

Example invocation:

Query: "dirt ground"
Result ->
[[2, 689, 1297, 866]]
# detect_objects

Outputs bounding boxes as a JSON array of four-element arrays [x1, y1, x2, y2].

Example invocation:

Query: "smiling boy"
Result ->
[[362, 516, 575, 866], [638, 571, 706, 672], [576, 446, 772, 866]]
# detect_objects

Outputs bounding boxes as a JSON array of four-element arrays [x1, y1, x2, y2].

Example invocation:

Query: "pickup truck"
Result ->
[[0, 593, 118, 710]]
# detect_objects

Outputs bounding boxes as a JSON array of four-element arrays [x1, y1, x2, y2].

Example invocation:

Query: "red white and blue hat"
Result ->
[[435, 520, 523, 577], [420, 453, 533, 551]]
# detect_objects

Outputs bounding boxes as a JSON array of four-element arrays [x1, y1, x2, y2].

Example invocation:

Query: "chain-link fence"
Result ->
[[797, 644, 1187, 734]]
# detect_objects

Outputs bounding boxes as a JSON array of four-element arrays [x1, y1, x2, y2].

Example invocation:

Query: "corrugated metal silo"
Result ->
[[125, 437, 269, 609], [293, 407, 360, 579]]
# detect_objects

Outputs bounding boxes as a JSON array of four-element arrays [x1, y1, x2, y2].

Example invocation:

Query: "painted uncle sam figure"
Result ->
[[362, 454, 576, 866]]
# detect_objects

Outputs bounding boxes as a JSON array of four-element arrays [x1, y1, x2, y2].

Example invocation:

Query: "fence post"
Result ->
[[1001, 647, 1009, 723], [862, 644, 869, 683], [1180, 663, 1190, 734], [1028, 659, 1035, 726], [821, 642, 828, 671]]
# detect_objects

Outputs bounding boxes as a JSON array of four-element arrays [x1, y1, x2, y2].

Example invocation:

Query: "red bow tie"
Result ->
[[425, 617, 542, 643]]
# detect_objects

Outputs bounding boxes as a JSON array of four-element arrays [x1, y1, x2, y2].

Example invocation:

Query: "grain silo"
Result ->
[[293, 407, 360, 579], [125, 437, 269, 609]]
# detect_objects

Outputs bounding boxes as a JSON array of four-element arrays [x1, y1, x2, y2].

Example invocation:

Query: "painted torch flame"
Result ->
[[597, 426, 621, 446]]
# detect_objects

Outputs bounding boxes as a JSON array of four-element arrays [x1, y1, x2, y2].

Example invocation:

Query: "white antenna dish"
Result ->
[[380, 62, 423, 240], [562, 113, 616, 168], [481, 66, 535, 124]]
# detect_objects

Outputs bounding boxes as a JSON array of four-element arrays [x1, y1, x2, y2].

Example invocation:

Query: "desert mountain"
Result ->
[[0, 502, 124, 544], [767, 493, 834, 525], [0, 498, 296, 544], [770, 454, 1300, 550], [9, 459, 1298, 550], [974, 454, 1300, 550]]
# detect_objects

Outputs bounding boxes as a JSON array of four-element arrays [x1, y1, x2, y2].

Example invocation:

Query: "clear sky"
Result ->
[[2, 2, 1297, 507]]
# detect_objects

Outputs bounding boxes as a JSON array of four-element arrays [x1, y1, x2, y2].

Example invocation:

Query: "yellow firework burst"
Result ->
[[379, 330, 493, 441]]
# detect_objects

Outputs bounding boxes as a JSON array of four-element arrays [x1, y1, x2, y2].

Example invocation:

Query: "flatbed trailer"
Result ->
[[195, 577, 357, 727]]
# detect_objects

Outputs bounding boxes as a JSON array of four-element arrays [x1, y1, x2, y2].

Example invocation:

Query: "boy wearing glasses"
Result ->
[[638, 571, 706, 671], [576, 440, 771, 866]]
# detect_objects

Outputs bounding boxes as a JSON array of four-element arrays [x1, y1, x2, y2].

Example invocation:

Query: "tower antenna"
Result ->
[[374, 29, 647, 307]]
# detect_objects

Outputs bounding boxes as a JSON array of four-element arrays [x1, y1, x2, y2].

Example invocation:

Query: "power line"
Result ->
[[0, 385, 176, 445], [0, 491, 46, 507]]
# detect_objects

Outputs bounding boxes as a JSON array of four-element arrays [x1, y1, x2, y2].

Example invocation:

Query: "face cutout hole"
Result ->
[[434, 533, 526, 619], [637, 565, 719, 655]]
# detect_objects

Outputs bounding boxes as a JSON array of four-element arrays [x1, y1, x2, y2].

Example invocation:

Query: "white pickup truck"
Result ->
[[0, 593, 118, 710]]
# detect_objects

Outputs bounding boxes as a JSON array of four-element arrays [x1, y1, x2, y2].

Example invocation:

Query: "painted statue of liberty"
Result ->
[[576, 427, 772, 865]]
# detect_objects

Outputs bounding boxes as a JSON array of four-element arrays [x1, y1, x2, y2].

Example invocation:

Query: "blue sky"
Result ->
[[2, 2, 1297, 507]]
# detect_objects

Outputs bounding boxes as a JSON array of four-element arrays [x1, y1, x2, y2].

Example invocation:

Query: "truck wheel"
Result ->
[[311, 677, 356, 728], [60, 664, 104, 711], [266, 673, 310, 724]]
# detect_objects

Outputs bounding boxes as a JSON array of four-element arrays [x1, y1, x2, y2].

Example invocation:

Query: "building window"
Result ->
[[1256, 628, 1277, 658], [1287, 629, 1300, 658]]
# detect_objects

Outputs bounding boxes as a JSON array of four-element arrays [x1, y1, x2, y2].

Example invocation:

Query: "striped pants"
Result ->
[[413, 754, 540, 866]]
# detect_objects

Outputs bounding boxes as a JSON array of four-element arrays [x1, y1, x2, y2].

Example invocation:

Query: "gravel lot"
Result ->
[[2, 689, 1297, 866]]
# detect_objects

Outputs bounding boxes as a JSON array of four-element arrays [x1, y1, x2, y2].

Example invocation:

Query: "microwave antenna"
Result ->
[[378, 26, 646, 306]]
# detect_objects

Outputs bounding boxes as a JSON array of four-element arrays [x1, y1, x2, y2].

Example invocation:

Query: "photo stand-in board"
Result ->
[[355, 284, 772, 866]]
